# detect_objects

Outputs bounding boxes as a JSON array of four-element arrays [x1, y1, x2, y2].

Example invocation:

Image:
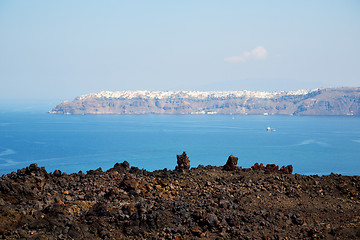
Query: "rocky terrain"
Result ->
[[49, 87, 360, 115], [0, 153, 359, 239]]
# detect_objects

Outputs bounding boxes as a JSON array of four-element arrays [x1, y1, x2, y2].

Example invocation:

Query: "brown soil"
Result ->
[[0, 160, 359, 239]]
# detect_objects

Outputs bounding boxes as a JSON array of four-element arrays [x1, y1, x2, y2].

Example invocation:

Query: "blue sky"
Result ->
[[0, 0, 359, 100]]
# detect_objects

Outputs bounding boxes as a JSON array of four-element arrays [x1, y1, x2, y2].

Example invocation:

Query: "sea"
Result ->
[[0, 100, 359, 176]]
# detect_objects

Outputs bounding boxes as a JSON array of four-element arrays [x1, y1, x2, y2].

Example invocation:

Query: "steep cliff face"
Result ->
[[49, 87, 360, 115]]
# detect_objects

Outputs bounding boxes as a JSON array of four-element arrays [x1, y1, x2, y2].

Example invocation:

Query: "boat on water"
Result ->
[[267, 126, 276, 132]]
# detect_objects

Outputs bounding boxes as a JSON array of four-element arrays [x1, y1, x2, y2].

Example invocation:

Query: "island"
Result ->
[[49, 87, 360, 115]]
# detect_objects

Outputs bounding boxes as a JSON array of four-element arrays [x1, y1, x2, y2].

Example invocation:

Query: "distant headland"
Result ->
[[49, 87, 360, 115]]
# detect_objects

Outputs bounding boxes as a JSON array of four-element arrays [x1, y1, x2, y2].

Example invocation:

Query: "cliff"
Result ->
[[49, 87, 360, 115]]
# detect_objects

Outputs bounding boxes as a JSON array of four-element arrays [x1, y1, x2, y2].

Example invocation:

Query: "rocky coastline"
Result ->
[[1, 153, 359, 239], [49, 87, 360, 116]]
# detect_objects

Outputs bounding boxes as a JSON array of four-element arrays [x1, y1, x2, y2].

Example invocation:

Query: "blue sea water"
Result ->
[[0, 101, 359, 176]]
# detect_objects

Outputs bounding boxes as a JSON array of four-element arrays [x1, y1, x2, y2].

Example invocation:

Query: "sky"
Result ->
[[0, 0, 359, 100]]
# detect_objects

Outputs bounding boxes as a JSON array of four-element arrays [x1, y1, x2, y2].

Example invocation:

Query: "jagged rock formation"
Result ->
[[223, 155, 238, 171], [0, 162, 359, 239], [175, 152, 190, 172], [49, 87, 360, 115], [251, 163, 293, 174]]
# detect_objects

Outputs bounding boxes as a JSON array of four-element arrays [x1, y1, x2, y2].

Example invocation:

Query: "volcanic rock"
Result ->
[[0, 161, 359, 239], [175, 152, 190, 172], [52, 169, 62, 177], [120, 173, 138, 191], [223, 155, 238, 171], [279, 165, 293, 174], [251, 163, 293, 174], [110, 161, 130, 173]]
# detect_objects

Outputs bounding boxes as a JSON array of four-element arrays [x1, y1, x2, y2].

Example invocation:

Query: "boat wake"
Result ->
[[297, 139, 329, 147]]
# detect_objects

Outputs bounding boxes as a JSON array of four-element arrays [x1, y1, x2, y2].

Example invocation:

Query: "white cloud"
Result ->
[[224, 46, 268, 63]]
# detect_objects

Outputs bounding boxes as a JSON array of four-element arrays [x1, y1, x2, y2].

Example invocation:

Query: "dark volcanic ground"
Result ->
[[0, 157, 359, 239]]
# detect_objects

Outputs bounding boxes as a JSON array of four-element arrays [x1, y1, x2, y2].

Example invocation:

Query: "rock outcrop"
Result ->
[[175, 152, 190, 172], [1, 161, 359, 239], [280, 165, 294, 174], [223, 155, 238, 171], [251, 163, 293, 174]]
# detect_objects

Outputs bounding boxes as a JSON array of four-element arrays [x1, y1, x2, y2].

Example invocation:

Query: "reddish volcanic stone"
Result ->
[[175, 152, 190, 172], [223, 155, 238, 171]]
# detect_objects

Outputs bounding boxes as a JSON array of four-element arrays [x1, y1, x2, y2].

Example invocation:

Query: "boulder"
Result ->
[[53, 170, 62, 177], [265, 164, 279, 172], [110, 161, 130, 172], [251, 163, 293, 174], [175, 152, 190, 172], [279, 165, 293, 174], [223, 155, 238, 171], [120, 174, 138, 191], [251, 163, 265, 171]]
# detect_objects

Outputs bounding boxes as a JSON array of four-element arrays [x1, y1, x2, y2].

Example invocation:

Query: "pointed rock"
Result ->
[[175, 152, 190, 172], [223, 155, 238, 171]]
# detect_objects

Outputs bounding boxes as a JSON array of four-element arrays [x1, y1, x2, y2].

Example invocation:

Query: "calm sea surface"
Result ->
[[0, 102, 359, 176]]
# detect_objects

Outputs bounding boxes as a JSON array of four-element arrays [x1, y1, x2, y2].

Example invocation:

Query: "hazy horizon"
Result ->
[[1, 1, 359, 100]]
